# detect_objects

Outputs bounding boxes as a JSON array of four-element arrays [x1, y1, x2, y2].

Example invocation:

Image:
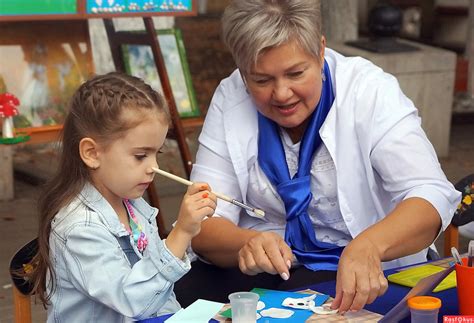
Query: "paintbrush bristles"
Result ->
[[253, 209, 265, 217]]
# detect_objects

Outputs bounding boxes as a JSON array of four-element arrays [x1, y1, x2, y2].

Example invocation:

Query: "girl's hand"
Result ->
[[238, 231, 293, 281], [174, 183, 217, 240], [331, 237, 388, 313]]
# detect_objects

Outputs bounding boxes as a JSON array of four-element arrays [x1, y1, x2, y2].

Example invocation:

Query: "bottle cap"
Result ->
[[407, 296, 442, 310]]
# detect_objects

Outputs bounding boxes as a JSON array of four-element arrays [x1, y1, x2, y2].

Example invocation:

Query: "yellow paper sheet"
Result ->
[[388, 264, 456, 292]]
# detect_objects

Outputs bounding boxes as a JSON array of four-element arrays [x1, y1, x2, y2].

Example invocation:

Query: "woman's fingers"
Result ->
[[238, 249, 258, 275], [336, 268, 386, 312], [239, 238, 275, 275], [350, 271, 371, 311], [331, 238, 386, 313], [366, 271, 382, 305], [263, 244, 287, 276], [378, 272, 389, 296], [238, 232, 293, 278], [331, 284, 342, 310], [279, 240, 294, 270], [332, 270, 356, 313]]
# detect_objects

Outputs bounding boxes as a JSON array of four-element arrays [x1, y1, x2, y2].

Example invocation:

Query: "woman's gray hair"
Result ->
[[222, 0, 322, 73]]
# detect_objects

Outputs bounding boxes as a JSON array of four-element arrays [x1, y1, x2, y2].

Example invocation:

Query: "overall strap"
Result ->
[[116, 236, 140, 267]]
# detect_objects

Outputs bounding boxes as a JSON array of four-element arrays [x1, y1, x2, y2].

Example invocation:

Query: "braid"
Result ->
[[112, 72, 157, 106], [70, 72, 169, 142]]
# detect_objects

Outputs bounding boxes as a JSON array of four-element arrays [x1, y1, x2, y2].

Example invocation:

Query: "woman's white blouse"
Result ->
[[191, 48, 461, 269]]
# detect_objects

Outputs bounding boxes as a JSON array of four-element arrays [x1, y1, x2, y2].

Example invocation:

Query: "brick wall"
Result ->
[[175, 14, 236, 115], [205, 0, 231, 14]]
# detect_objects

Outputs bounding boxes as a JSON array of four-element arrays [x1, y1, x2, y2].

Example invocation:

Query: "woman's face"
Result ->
[[244, 39, 325, 141]]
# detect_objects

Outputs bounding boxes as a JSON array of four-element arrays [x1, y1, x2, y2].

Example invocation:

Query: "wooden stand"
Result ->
[[0, 145, 14, 200], [444, 224, 459, 257], [12, 285, 32, 323]]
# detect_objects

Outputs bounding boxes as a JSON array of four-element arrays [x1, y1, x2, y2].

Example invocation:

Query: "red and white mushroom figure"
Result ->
[[0, 93, 20, 139]]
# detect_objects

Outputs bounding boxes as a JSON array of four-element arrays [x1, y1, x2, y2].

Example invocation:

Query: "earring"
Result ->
[[321, 69, 326, 82]]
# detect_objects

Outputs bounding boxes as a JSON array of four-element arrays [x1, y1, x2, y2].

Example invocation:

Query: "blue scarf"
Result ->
[[257, 60, 342, 271]]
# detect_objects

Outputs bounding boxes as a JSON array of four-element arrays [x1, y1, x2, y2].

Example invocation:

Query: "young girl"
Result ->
[[30, 72, 217, 321]]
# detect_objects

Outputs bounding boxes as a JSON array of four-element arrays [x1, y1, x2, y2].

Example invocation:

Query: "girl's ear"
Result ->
[[79, 137, 100, 170]]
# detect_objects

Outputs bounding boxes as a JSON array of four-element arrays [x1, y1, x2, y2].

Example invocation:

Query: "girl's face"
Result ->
[[91, 110, 168, 207], [244, 39, 325, 142]]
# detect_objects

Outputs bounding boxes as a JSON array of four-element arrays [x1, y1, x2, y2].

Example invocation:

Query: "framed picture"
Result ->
[[0, 0, 77, 16], [85, 0, 194, 15], [122, 28, 200, 118], [0, 20, 94, 143], [0, 0, 196, 21]]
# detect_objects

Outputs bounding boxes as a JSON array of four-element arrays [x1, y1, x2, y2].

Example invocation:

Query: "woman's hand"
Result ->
[[174, 183, 217, 239], [331, 237, 388, 313], [238, 231, 294, 280]]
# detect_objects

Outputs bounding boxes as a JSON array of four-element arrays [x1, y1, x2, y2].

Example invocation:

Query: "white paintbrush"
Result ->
[[152, 167, 265, 218]]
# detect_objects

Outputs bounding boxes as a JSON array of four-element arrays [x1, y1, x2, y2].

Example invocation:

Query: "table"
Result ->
[[141, 259, 459, 322], [138, 313, 219, 323], [306, 262, 458, 322]]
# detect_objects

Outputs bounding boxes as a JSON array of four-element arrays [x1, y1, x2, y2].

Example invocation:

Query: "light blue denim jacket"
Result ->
[[47, 183, 190, 322]]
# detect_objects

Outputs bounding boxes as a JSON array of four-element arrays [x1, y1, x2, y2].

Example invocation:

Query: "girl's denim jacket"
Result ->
[[47, 183, 190, 322]]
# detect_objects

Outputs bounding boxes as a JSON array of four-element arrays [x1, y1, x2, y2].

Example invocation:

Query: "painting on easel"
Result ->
[[0, 20, 94, 138], [122, 28, 200, 118]]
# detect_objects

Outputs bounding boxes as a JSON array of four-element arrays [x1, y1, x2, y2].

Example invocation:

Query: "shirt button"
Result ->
[[346, 214, 353, 222]]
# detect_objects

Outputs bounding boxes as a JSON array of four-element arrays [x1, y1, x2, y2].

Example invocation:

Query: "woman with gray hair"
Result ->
[[175, 0, 460, 313]]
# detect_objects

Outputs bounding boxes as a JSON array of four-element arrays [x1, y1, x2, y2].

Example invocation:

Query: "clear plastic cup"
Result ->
[[228, 291, 259, 323], [407, 296, 441, 323]]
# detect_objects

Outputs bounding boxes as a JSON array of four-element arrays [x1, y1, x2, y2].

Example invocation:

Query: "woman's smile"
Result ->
[[273, 101, 300, 116]]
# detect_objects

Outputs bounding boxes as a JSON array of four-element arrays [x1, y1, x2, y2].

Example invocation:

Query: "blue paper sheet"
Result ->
[[251, 288, 329, 322]]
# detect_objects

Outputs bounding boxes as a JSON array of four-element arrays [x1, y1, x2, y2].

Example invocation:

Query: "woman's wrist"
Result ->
[[350, 232, 386, 261]]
